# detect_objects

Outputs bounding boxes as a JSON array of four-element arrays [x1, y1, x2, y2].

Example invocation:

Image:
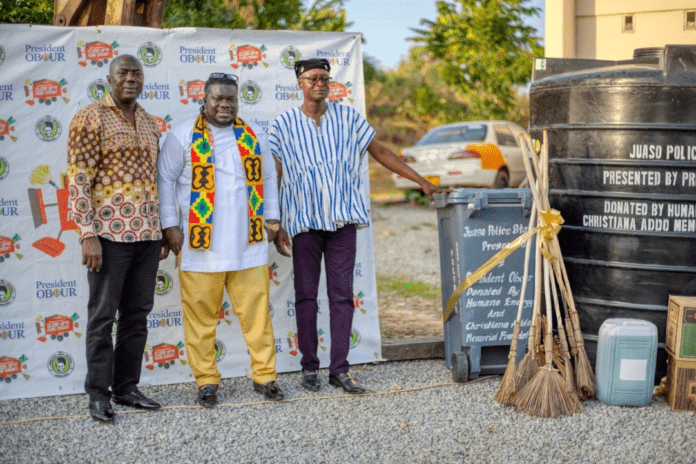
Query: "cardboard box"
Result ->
[[665, 354, 696, 413], [665, 295, 696, 360]]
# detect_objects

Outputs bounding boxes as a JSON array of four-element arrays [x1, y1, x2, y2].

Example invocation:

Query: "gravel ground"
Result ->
[[2, 202, 695, 464], [371, 202, 441, 287]]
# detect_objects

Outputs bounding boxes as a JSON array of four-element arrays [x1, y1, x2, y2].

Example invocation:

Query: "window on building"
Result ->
[[623, 15, 634, 33], [686, 11, 696, 30]]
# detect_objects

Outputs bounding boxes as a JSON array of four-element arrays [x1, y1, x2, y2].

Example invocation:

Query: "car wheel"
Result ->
[[493, 170, 510, 189]]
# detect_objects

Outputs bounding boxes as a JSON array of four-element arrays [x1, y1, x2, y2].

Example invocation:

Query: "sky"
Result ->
[[338, 0, 545, 69]]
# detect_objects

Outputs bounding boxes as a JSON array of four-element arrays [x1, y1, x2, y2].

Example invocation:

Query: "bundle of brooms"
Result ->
[[493, 130, 596, 418]]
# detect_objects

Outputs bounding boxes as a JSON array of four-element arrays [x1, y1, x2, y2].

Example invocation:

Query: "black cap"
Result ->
[[294, 58, 331, 78]]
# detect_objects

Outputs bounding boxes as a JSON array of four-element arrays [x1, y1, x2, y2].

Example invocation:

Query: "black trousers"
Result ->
[[84, 237, 160, 400], [292, 225, 357, 375]]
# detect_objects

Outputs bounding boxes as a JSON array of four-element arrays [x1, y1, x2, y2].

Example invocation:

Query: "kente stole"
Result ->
[[188, 114, 264, 250]]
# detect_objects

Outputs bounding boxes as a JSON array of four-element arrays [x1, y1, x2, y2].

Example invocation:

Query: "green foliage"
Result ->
[[163, 0, 246, 29], [404, 188, 431, 207], [0, 0, 54, 24], [363, 54, 386, 84], [412, 0, 543, 120], [293, 0, 351, 32], [376, 275, 440, 301], [0, 0, 349, 31], [164, 0, 349, 31]]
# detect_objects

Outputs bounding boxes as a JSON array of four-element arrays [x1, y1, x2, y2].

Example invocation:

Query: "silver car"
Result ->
[[393, 121, 530, 190]]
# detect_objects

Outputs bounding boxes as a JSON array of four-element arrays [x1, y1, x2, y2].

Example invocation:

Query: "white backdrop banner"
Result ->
[[0, 24, 381, 400]]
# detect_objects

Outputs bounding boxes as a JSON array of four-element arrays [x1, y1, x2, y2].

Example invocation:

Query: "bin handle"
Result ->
[[467, 202, 528, 218]]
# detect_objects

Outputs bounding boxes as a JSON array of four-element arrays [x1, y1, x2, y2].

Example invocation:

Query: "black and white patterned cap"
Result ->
[[294, 58, 331, 78]]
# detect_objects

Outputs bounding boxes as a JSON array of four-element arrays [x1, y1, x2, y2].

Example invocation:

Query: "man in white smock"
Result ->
[[158, 73, 284, 407]]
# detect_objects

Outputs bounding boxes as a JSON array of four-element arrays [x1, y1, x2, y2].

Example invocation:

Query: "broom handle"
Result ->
[[526, 229, 542, 354], [549, 262, 571, 357], [542, 255, 554, 368], [514, 202, 537, 325], [536, 130, 588, 351], [518, 134, 545, 355]]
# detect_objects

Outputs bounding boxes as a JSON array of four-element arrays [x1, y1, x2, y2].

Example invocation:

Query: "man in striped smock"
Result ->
[[270, 58, 443, 393]]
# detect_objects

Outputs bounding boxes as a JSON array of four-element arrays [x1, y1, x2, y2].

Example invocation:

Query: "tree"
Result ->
[[412, 0, 543, 120], [0, 0, 54, 24], [163, 0, 350, 31], [0, 0, 349, 31]]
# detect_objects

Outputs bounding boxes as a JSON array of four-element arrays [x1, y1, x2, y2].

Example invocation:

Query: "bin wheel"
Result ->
[[451, 352, 469, 383]]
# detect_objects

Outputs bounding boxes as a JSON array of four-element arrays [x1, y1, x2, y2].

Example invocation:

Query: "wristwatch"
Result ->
[[264, 221, 280, 233]]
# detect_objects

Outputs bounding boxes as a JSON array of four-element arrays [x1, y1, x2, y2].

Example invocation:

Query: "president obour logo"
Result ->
[[0, 83, 12, 102], [0, 280, 16, 306], [35, 279, 78, 299], [0, 320, 25, 341], [138, 43, 162, 67], [280, 47, 301, 69], [240, 81, 261, 104], [48, 352, 74, 378], [35, 116, 61, 142], [87, 80, 110, 102], [140, 82, 170, 100], [316, 49, 350, 66], [275, 83, 302, 102], [147, 309, 182, 329], [179, 46, 216, 63], [25, 43, 66, 62]]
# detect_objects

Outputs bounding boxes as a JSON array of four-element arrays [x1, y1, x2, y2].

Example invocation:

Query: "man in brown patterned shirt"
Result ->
[[68, 54, 166, 423]]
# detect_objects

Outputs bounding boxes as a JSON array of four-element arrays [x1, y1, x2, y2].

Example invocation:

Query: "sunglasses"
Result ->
[[208, 73, 239, 82]]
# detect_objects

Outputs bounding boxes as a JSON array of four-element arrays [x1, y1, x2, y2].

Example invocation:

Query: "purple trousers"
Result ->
[[292, 225, 356, 375]]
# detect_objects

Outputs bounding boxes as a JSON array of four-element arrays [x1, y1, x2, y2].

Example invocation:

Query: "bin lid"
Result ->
[[433, 188, 532, 211]]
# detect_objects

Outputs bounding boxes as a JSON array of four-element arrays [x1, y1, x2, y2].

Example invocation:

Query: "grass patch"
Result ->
[[376, 275, 441, 301]]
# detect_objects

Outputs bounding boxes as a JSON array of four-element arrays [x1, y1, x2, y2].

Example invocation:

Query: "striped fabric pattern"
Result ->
[[269, 102, 375, 238]]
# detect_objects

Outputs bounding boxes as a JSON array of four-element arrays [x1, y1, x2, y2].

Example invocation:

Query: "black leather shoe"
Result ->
[[113, 390, 161, 410], [301, 370, 321, 391], [89, 399, 115, 423], [197, 384, 218, 408], [253, 380, 284, 401], [329, 372, 366, 394]]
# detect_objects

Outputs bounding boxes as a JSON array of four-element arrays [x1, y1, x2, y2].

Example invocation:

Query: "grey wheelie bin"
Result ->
[[434, 189, 536, 382]]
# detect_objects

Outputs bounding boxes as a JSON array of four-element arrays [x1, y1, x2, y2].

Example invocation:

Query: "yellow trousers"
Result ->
[[179, 263, 277, 386]]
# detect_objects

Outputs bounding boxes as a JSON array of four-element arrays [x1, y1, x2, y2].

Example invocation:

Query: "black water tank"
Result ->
[[529, 45, 696, 381]]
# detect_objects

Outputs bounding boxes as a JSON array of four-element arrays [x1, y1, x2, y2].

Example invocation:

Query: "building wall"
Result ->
[[545, 0, 696, 59]]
